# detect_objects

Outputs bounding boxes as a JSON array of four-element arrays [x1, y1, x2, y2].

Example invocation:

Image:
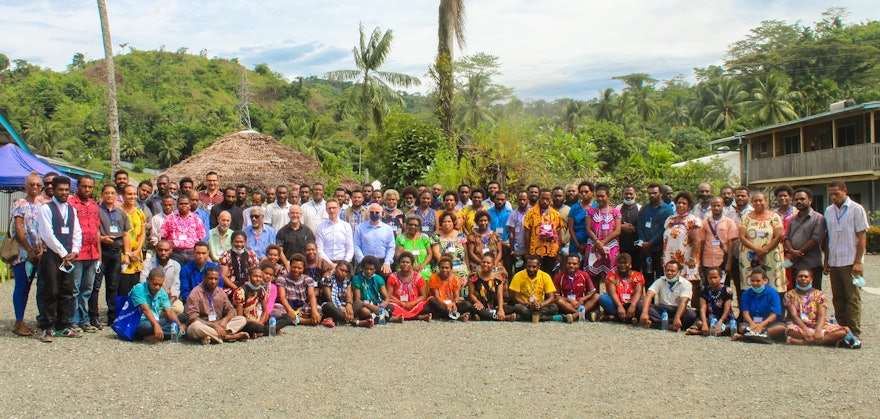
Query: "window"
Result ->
[[811, 194, 825, 212], [783, 134, 800, 155], [838, 124, 856, 147]]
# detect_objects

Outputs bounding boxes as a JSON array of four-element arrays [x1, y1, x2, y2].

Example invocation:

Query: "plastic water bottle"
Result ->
[[660, 309, 669, 331], [170, 320, 179, 344], [578, 304, 586, 323], [268, 314, 277, 338], [645, 257, 653, 276], [729, 317, 737, 338], [829, 314, 836, 325], [709, 315, 718, 338], [378, 305, 387, 326]]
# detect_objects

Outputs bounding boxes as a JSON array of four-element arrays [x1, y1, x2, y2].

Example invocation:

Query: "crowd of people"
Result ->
[[7, 169, 865, 348]]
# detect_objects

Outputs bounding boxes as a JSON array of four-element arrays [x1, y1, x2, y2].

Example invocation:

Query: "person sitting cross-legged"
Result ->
[[638, 261, 696, 331], [553, 254, 600, 322], [184, 266, 248, 344], [131, 268, 184, 343], [508, 254, 559, 322]]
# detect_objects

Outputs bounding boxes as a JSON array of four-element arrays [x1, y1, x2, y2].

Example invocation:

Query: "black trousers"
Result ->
[[91, 248, 121, 324], [37, 251, 76, 330], [641, 303, 697, 329], [468, 303, 515, 320], [513, 303, 559, 322], [241, 316, 293, 335], [427, 298, 473, 320], [322, 302, 349, 324]]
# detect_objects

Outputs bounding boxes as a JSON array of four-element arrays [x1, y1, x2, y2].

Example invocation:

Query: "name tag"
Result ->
[[755, 231, 766, 238], [208, 313, 217, 321], [566, 294, 576, 300], [482, 246, 490, 254], [622, 293, 631, 300], [179, 234, 189, 242], [110, 225, 120, 233], [400, 294, 409, 302], [529, 296, 537, 303], [411, 249, 421, 256], [644, 221, 651, 228], [61, 227, 70, 234], [836, 224, 843, 232], [421, 226, 430, 232], [753, 316, 763, 323], [495, 227, 504, 234], [711, 239, 720, 246], [601, 223, 610, 230]]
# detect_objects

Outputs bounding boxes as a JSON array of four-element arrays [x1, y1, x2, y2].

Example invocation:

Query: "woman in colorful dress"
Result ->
[[567, 181, 594, 255], [785, 269, 858, 348], [662, 191, 703, 289], [739, 192, 785, 292], [119, 184, 146, 298], [9, 172, 43, 336], [385, 251, 432, 322], [395, 215, 434, 280], [466, 210, 504, 276], [432, 212, 469, 283], [583, 184, 621, 290], [467, 253, 516, 321], [381, 189, 405, 236], [219, 230, 259, 292]]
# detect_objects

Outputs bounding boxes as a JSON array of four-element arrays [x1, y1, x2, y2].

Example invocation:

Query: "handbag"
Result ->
[[111, 296, 143, 341], [1, 219, 21, 264]]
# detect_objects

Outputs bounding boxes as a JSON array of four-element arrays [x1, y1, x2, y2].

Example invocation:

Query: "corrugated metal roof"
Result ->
[[737, 101, 880, 137]]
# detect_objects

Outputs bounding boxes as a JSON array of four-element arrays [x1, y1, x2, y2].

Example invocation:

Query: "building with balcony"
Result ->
[[710, 101, 880, 212]]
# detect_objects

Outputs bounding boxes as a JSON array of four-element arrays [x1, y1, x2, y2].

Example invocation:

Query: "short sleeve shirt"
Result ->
[[129, 282, 172, 323], [352, 273, 386, 305], [604, 270, 645, 304], [428, 273, 463, 301], [553, 270, 594, 299], [699, 285, 734, 318], [523, 206, 562, 257], [509, 270, 557, 303], [647, 277, 693, 307], [386, 273, 426, 301]]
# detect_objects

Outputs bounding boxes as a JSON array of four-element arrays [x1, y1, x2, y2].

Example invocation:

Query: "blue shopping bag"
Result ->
[[111, 296, 142, 341]]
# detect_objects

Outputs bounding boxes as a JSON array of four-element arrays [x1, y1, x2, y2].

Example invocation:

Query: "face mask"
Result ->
[[246, 282, 262, 291], [404, 202, 415, 208], [751, 284, 765, 293], [795, 283, 812, 291], [232, 247, 245, 254], [385, 205, 396, 212], [622, 198, 635, 206], [665, 276, 678, 283], [369, 212, 381, 222]]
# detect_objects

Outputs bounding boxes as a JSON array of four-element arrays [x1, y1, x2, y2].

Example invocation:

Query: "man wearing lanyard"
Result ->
[[487, 191, 512, 272], [140, 239, 183, 314], [36, 176, 83, 342], [773, 184, 796, 289], [342, 190, 368, 230], [506, 191, 530, 273], [354, 204, 395, 277], [690, 183, 713, 220], [183, 266, 247, 344], [823, 180, 867, 337], [784, 188, 826, 290], [523, 189, 563, 275], [637, 183, 673, 280], [699, 197, 736, 284], [68, 175, 101, 334], [553, 254, 599, 322], [95, 184, 131, 328], [508, 255, 558, 322], [160, 194, 205, 265], [276, 205, 315, 260], [244, 206, 276, 259]]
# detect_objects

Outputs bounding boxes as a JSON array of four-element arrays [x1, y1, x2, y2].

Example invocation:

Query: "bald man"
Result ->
[[354, 203, 396, 276]]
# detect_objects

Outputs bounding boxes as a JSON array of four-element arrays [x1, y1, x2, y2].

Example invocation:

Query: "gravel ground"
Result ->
[[0, 257, 878, 417]]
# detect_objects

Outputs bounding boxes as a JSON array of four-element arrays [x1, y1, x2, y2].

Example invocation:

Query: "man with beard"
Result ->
[[527, 184, 540, 208], [564, 183, 579, 207], [342, 190, 368, 230], [551, 186, 571, 257], [690, 183, 713, 220], [699, 197, 737, 283], [69, 175, 101, 334], [145, 175, 171, 216], [509, 255, 559, 322], [209, 186, 244, 231], [140, 239, 183, 314], [523, 189, 563, 275], [784, 188, 825, 290], [616, 185, 641, 272], [184, 266, 247, 344], [242, 190, 266, 228]]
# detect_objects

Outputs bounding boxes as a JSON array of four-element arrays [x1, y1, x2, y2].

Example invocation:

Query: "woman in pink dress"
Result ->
[[583, 184, 621, 290]]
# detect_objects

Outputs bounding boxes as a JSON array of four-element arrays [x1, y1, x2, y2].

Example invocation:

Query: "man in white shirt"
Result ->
[[315, 199, 353, 266], [37, 176, 83, 341], [823, 180, 868, 337], [139, 239, 183, 314], [265, 185, 291, 231], [302, 183, 329, 232], [638, 261, 696, 331]]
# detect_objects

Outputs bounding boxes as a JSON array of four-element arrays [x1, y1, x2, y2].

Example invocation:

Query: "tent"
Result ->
[[0, 143, 77, 191]]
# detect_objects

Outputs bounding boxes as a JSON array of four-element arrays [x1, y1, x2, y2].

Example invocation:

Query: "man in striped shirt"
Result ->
[[823, 180, 867, 337]]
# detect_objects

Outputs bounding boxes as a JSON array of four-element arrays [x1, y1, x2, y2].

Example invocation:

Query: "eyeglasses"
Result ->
[[250, 214, 262, 219], [407, 223, 419, 227], [27, 182, 43, 187]]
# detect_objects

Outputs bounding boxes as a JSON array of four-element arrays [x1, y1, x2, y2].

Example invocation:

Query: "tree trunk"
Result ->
[[436, 0, 456, 156], [97, 0, 121, 174]]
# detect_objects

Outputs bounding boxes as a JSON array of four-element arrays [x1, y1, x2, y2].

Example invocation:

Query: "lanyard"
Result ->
[[334, 279, 347, 303], [528, 276, 539, 298], [566, 274, 577, 296], [207, 290, 216, 315], [834, 205, 849, 223], [100, 203, 117, 224]]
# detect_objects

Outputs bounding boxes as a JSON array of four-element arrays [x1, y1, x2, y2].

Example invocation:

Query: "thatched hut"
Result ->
[[162, 130, 336, 192]]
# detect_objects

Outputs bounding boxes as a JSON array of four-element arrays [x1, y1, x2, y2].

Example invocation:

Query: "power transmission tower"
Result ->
[[236, 70, 252, 130]]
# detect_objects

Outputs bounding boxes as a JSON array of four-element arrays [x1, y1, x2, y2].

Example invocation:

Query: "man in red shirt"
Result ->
[[68, 175, 101, 333], [553, 254, 599, 322]]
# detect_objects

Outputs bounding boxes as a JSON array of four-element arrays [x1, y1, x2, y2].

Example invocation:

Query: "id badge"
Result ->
[[110, 225, 120, 233], [421, 225, 430, 233], [601, 223, 610, 230], [753, 316, 763, 323], [529, 296, 537, 303], [622, 293, 631, 301], [644, 221, 651, 228], [755, 231, 766, 238], [61, 227, 70, 234], [711, 239, 720, 246], [482, 246, 490, 254], [495, 227, 504, 234], [400, 294, 409, 302], [179, 234, 189, 242], [566, 294, 576, 300], [208, 313, 217, 321], [411, 249, 421, 256]]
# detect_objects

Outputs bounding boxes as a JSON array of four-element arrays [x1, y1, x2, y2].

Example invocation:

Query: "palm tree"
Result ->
[[120, 135, 145, 160], [157, 138, 182, 167], [97, 0, 121, 173], [702, 78, 748, 131], [456, 73, 502, 130], [23, 117, 63, 156], [436, 0, 466, 145], [560, 99, 586, 133], [665, 95, 691, 127], [594, 88, 617, 121], [326, 23, 420, 176], [747, 72, 799, 125]]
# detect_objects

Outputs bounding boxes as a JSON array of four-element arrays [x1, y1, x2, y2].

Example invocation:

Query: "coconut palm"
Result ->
[[560, 99, 587, 133], [326, 23, 421, 175], [157, 138, 182, 167], [97, 0, 121, 173], [436, 0, 466, 143], [747, 72, 800, 125], [456, 73, 503, 130], [665, 95, 691, 127], [594, 88, 617, 122], [702, 78, 749, 131], [120, 135, 145, 160]]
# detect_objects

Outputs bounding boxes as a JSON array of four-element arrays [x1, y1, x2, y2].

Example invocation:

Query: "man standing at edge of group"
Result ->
[[36, 176, 83, 342], [823, 180, 867, 337], [198, 171, 222, 211], [637, 183, 673, 280], [68, 175, 101, 333], [784, 188, 826, 290]]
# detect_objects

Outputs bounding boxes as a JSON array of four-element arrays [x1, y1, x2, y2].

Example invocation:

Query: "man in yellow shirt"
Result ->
[[508, 255, 560, 322], [457, 188, 485, 235]]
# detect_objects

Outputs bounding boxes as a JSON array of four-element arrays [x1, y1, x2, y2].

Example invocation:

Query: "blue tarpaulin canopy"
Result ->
[[0, 143, 77, 191]]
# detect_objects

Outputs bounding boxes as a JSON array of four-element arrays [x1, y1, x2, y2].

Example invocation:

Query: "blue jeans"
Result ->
[[134, 317, 176, 340], [12, 262, 37, 322], [71, 260, 98, 326], [598, 293, 640, 319]]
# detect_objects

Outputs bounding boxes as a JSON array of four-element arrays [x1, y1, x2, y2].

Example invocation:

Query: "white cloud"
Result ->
[[1, 0, 878, 99]]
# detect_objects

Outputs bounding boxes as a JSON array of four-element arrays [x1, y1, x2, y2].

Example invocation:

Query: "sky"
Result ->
[[1, 0, 879, 100]]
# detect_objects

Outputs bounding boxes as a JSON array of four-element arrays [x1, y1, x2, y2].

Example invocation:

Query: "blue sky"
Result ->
[[1, 0, 878, 100]]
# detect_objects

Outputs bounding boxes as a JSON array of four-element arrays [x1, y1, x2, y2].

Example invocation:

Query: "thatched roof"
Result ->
[[162, 130, 334, 192]]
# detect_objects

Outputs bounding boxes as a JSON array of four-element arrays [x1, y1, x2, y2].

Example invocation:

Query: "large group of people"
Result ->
[[7, 169, 865, 348]]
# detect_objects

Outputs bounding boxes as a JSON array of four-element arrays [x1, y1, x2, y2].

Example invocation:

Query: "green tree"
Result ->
[[326, 23, 421, 176], [157, 138, 182, 167], [747, 71, 800, 125], [702, 78, 748, 131]]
